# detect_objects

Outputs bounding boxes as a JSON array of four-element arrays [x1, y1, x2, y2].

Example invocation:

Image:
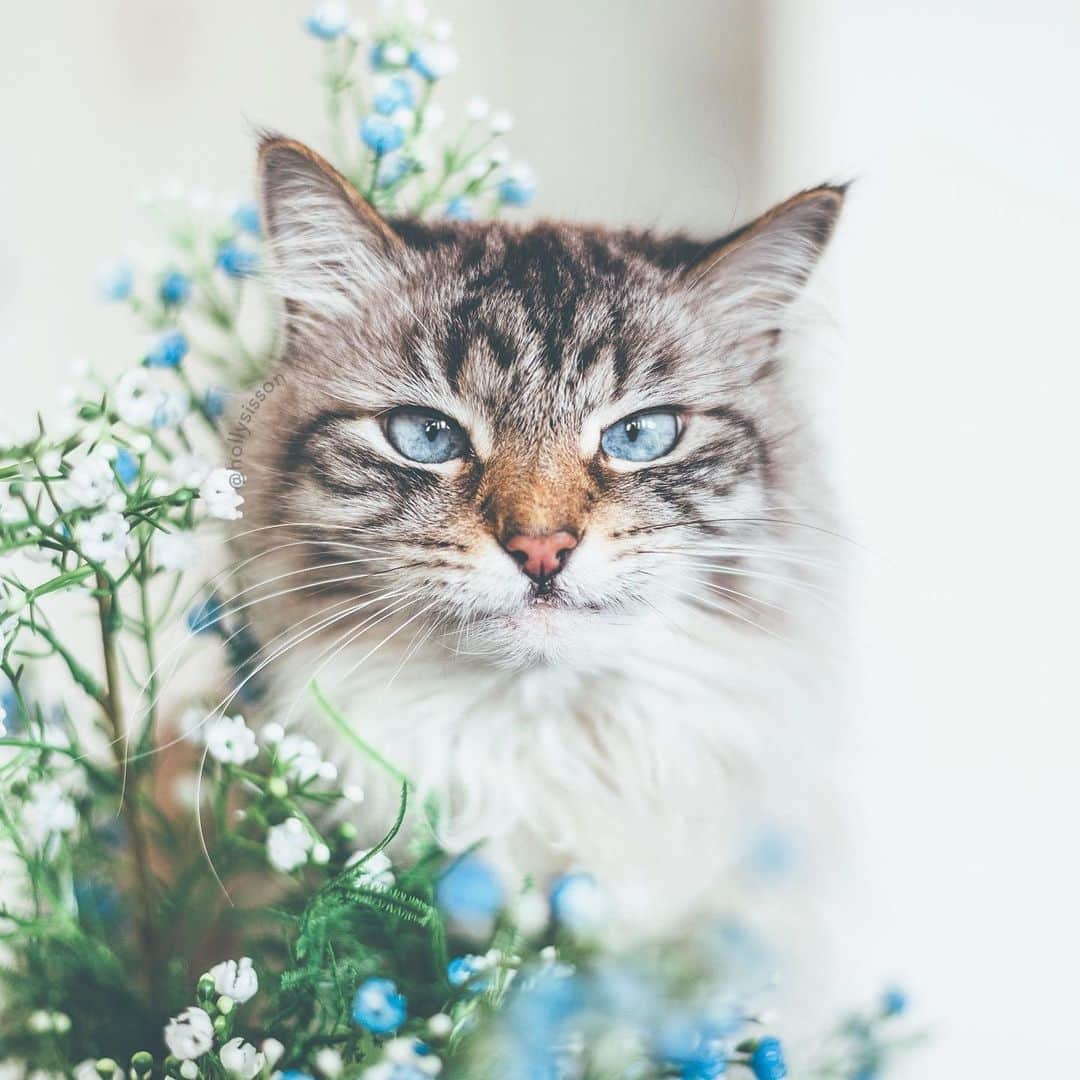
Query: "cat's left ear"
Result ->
[[684, 184, 846, 318], [257, 134, 404, 326]]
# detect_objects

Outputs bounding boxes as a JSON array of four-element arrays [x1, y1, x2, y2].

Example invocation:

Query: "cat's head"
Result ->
[[237, 137, 843, 669]]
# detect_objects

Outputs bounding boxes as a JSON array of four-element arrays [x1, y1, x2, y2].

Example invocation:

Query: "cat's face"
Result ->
[[239, 139, 842, 669]]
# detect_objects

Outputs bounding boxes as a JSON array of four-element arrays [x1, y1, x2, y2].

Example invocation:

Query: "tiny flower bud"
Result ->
[[28, 1010, 52, 1033], [97, 1060, 120, 1079], [213, 1014, 229, 1037], [51, 1011, 72, 1033], [267, 777, 289, 799], [312, 842, 332, 865], [338, 822, 359, 842], [179, 1062, 199, 1080], [427, 1012, 453, 1038], [343, 785, 365, 804], [131, 1051, 154, 1076], [197, 973, 216, 998], [217, 994, 235, 1015]]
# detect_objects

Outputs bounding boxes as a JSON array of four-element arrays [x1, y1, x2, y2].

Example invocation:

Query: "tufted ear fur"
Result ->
[[257, 135, 405, 333], [685, 185, 846, 322]]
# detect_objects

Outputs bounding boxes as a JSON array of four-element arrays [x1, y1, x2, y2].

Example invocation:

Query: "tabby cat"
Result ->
[[236, 136, 846, 928]]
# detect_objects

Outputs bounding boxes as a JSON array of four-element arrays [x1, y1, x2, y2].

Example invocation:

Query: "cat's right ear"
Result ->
[[257, 135, 404, 327]]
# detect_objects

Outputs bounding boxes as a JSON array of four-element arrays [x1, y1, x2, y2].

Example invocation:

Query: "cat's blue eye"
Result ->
[[386, 408, 470, 464], [600, 410, 681, 462]]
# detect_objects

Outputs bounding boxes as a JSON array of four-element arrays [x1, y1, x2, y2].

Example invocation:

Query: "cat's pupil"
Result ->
[[424, 420, 444, 442], [626, 420, 640, 442]]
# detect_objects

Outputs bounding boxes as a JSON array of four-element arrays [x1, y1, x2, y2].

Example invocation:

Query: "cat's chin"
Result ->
[[463, 600, 611, 670]]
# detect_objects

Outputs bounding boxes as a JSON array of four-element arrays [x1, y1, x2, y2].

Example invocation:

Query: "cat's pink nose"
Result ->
[[503, 530, 578, 582]]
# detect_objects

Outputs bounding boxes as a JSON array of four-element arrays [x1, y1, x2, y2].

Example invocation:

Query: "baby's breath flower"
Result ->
[[218, 1039, 263, 1080], [205, 715, 259, 765], [410, 42, 458, 81], [275, 734, 325, 783], [159, 270, 192, 307], [169, 453, 211, 492], [305, 1, 351, 40], [260, 1041, 284, 1069], [97, 260, 134, 302], [63, 455, 116, 509], [361, 115, 407, 155], [151, 391, 190, 430], [74, 511, 130, 564], [163, 1007, 214, 1061], [489, 109, 514, 135], [496, 163, 536, 208], [199, 468, 244, 520], [207, 957, 258, 1004], [313, 1048, 343, 1079], [113, 369, 164, 428], [266, 817, 314, 873], [465, 97, 490, 122]]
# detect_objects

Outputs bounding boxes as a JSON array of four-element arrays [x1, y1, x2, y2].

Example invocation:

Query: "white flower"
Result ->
[[421, 103, 446, 132], [22, 780, 78, 847], [489, 109, 514, 134], [63, 455, 116, 509], [314, 1049, 343, 1078], [346, 848, 395, 888], [465, 96, 489, 121], [113, 369, 165, 427], [266, 817, 314, 873], [345, 18, 368, 42], [260, 1040, 285, 1069], [208, 957, 258, 1004], [382, 1038, 442, 1076], [514, 890, 551, 936], [199, 468, 244, 520], [74, 511, 130, 564], [427, 1012, 453, 1038], [155, 530, 199, 572], [259, 722, 285, 745], [179, 1064, 198, 1080], [275, 734, 325, 784], [343, 784, 366, 803], [413, 42, 458, 79], [74, 1060, 102, 1080], [219, 1038, 264, 1080], [163, 1006, 214, 1061], [383, 42, 408, 66], [205, 715, 259, 765]]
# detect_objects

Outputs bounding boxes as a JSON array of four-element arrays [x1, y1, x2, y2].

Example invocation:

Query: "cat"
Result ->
[[234, 135, 847, 933]]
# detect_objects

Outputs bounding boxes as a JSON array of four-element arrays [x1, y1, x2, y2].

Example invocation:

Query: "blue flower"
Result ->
[[145, 329, 189, 368], [158, 270, 192, 307], [114, 449, 139, 486], [369, 41, 409, 72], [749, 1037, 787, 1080], [497, 169, 537, 208], [304, 2, 350, 40], [436, 855, 504, 921], [351, 977, 407, 1034], [377, 154, 414, 189], [187, 592, 226, 636], [549, 871, 607, 934], [373, 74, 417, 115], [231, 201, 261, 236], [280, 1072, 315, 1080], [97, 260, 134, 301], [447, 954, 489, 992], [443, 196, 474, 221], [881, 986, 908, 1017], [204, 386, 230, 420], [360, 115, 406, 156], [216, 243, 260, 278], [654, 1016, 730, 1080]]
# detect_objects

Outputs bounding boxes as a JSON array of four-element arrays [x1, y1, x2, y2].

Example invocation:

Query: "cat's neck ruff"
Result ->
[[268, 592, 837, 927]]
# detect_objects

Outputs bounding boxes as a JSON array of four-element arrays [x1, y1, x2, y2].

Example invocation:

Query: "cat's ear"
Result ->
[[684, 185, 846, 321], [257, 134, 404, 326]]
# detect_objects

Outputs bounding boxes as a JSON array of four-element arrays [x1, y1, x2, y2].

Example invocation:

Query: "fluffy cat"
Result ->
[[234, 136, 847, 930]]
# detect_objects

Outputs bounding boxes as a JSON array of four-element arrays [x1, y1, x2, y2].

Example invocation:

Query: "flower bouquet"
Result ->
[[0, 4, 921, 1078]]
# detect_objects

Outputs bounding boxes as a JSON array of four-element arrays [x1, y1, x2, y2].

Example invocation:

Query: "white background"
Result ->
[[2, 2, 1079, 1074]]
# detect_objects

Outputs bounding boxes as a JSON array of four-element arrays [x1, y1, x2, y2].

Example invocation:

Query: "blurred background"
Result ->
[[2, 1, 1078, 1074]]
